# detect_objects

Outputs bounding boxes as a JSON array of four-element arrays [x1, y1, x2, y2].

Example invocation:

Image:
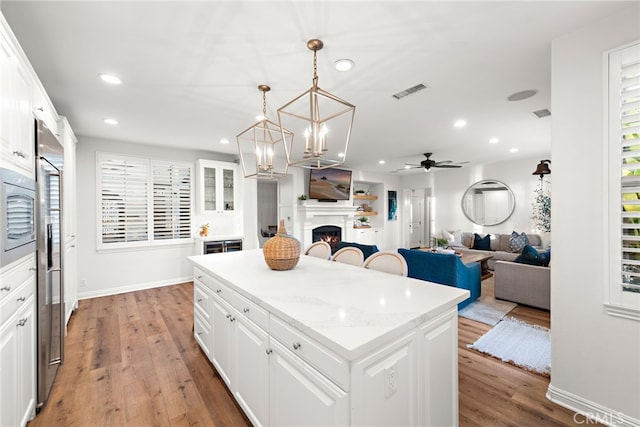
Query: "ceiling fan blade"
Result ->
[[433, 160, 453, 166], [434, 164, 462, 168]]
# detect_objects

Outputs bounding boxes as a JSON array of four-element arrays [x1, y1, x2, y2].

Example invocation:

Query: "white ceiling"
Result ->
[[1, 1, 634, 173]]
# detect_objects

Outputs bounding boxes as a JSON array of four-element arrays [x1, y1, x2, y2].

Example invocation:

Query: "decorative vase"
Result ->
[[263, 219, 300, 271]]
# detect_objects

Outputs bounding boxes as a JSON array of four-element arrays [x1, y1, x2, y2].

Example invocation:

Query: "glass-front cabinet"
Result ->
[[197, 159, 237, 214]]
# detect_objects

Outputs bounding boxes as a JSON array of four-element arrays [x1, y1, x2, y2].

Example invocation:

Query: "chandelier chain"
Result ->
[[312, 49, 319, 88], [262, 91, 267, 117]]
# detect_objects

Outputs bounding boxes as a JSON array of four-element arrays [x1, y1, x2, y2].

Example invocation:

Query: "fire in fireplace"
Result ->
[[312, 225, 342, 253]]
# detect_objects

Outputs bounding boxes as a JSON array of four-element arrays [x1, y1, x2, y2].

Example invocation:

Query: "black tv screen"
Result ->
[[308, 168, 352, 200]]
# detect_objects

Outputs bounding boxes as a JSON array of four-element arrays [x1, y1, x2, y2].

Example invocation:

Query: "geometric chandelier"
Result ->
[[278, 39, 356, 170], [237, 85, 292, 180]]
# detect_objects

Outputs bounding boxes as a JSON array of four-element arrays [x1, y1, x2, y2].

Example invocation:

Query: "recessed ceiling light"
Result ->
[[404, 165, 412, 169], [489, 138, 499, 144], [378, 160, 386, 165], [507, 89, 537, 101], [334, 59, 354, 72], [454, 119, 467, 128], [99, 73, 122, 85], [509, 148, 519, 153], [103, 118, 118, 125], [220, 139, 230, 144]]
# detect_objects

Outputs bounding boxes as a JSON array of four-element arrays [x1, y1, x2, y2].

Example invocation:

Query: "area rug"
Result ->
[[467, 317, 551, 377], [458, 297, 517, 326]]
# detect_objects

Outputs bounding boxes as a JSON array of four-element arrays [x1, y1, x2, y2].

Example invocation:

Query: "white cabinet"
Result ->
[[191, 263, 459, 427], [60, 117, 78, 325], [353, 227, 382, 247], [196, 159, 238, 214], [269, 339, 349, 427], [33, 87, 59, 136], [0, 254, 37, 427], [234, 311, 269, 426], [0, 21, 34, 178]]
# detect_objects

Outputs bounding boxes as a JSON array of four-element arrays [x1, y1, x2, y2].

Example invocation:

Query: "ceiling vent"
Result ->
[[533, 108, 551, 118], [392, 83, 428, 100]]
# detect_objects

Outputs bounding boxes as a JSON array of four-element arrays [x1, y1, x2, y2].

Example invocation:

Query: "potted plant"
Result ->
[[432, 236, 449, 248], [532, 182, 551, 233], [297, 194, 308, 205], [357, 216, 370, 227]]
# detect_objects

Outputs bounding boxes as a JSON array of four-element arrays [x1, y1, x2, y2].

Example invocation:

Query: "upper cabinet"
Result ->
[[0, 22, 34, 178], [196, 159, 238, 214]]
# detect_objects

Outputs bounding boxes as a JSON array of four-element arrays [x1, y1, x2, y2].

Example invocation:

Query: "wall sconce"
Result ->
[[278, 39, 356, 170], [237, 85, 292, 180]]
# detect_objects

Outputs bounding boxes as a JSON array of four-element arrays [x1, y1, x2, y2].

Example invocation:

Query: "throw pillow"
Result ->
[[508, 231, 529, 253], [451, 230, 464, 247], [441, 229, 455, 244], [471, 233, 492, 251], [514, 245, 550, 267]]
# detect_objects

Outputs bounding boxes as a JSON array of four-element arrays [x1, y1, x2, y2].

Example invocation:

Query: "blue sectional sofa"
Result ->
[[335, 241, 379, 259], [398, 248, 481, 309]]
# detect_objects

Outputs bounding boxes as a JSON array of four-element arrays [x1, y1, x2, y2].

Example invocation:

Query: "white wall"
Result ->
[[76, 136, 239, 298], [400, 156, 549, 240], [549, 5, 640, 423]]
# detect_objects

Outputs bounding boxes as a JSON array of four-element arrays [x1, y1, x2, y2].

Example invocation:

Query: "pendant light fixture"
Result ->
[[237, 85, 292, 180], [278, 39, 356, 169]]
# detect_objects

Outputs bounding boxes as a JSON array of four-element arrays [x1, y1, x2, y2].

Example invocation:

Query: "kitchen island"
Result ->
[[189, 249, 469, 427]]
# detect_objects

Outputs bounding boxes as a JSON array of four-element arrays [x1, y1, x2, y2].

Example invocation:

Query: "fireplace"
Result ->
[[312, 225, 342, 253]]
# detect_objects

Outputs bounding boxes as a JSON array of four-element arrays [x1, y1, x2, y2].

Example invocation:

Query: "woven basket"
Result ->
[[263, 219, 300, 271]]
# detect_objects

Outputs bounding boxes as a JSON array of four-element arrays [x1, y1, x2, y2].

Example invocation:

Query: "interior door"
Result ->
[[408, 189, 425, 248]]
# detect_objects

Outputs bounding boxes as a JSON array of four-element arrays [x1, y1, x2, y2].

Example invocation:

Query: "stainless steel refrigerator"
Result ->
[[34, 119, 64, 411]]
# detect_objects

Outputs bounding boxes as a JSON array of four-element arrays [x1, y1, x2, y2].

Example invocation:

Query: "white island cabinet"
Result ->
[[189, 250, 468, 427]]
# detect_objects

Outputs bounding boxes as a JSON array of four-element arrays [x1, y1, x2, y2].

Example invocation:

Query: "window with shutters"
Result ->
[[97, 153, 192, 250], [606, 41, 640, 320]]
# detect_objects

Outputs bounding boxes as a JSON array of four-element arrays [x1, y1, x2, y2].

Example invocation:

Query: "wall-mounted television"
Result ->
[[308, 168, 352, 201]]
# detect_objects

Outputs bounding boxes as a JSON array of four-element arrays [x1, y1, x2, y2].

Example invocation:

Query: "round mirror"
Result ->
[[461, 180, 515, 226]]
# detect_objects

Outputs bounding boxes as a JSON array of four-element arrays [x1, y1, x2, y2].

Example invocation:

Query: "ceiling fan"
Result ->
[[402, 153, 469, 171]]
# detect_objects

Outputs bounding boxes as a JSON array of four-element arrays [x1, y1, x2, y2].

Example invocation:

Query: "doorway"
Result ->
[[257, 181, 278, 248], [404, 188, 429, 248]]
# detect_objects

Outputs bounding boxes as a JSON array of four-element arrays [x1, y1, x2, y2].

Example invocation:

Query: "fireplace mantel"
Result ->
[[297, 203, 358, 249]]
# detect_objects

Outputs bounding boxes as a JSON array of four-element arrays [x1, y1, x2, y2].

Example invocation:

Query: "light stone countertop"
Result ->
[[188, 249, 468, 360]]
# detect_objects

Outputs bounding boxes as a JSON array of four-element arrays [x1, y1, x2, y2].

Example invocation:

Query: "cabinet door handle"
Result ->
[[197, 331, 203, 336], [29, 267, 37, 272], [17, 296, 26, 302], [226, 314, 232, 319], [243, 308, 249, 314], [17, 318, 28, 327], [37, 107, 44, 112], [230, 317, 235, 322], [216, 289, 222, 294], [292, 342, 301, 350], [12, 150, 26, 158], [197, 298, 203, 302], [1, 285, 11, 292], [196, 275, 203, 279], [265, 349, 273, 355]]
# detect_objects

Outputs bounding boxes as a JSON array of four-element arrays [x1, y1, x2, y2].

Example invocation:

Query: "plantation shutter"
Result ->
[[616, 44, 640, 294], [98, 155, 149, 246], [152, 162, 192, 240]]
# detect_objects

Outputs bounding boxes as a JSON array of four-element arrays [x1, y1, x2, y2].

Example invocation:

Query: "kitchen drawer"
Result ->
[[235, 293, 268, 331], [194, 280, 210, 321], [194, 310, 212, 360], [0, 253, 36, 302], [270, 315, 349, 391], [193, 267, 211, 288], [0, 274, 34, 325], [210, 276, 234, 306]]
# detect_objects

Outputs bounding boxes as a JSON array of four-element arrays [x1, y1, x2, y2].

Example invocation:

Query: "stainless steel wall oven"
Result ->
[[0, 168, 36, 267]]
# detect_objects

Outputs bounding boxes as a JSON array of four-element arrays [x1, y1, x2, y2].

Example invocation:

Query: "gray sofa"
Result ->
[[450, 232, 543, 270], [494, 260, 550, 310]]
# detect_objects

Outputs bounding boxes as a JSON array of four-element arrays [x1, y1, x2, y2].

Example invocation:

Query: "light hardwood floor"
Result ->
[[28, 279, 586, 427]]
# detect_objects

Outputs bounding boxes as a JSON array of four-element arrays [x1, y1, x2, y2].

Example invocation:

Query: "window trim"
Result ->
[[605, 40, 640, 321], [96, 152, 194, 251]]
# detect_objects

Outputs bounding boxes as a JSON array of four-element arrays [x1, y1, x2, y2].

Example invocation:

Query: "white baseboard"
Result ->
[[77, 276, 192, 300], [547, 384, 639, 427]]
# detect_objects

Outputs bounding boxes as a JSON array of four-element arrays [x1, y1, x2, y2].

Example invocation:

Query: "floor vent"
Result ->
[[533, 108, 551, 118], [392, 83, 428, 100]]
